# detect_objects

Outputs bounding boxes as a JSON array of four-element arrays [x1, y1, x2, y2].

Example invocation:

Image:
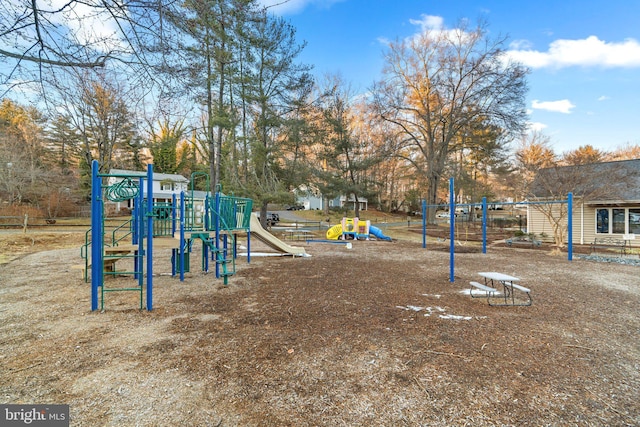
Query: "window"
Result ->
[[161, 182, 173, 191], [612, 209, 625, 234], [596, 209, 609, 233], [596, 207, 640, 235], [629, 209, 640, 234]]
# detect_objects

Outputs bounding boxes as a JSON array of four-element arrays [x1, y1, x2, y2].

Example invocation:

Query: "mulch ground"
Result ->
[[1, 231, 639, 426]]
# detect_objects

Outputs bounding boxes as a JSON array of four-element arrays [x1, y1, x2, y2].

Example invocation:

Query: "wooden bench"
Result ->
[[590, 237, 626, 256]]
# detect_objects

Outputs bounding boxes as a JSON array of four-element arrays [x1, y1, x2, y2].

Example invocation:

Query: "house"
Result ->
[[294, 185, 368, 211], [107, 169, 190, 213], [527, 159, 640, 246], [293, 185, 323, 210], [330, 195, 368, 211]]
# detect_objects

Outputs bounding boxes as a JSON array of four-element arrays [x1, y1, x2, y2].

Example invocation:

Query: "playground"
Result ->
[[1, 228, 639, 426]]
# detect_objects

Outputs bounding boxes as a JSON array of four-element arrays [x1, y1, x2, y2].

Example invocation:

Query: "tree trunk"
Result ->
[[354, 195, 360, 218], [426, 172, 440, 224]]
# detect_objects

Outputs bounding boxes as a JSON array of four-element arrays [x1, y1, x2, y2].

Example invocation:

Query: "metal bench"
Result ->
[[505, 236, 541, 247], [469, 281, 499, 302], [590, 237, 626, 256]]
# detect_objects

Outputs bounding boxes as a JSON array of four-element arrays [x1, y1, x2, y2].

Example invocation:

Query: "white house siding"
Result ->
[[293, 185, 323, 210], [529, 200, 640, 248], [304, 195, 323, 210], [107, 169, 189, 213], [528, 205, 563, 243], [580, 204, 596, 245]]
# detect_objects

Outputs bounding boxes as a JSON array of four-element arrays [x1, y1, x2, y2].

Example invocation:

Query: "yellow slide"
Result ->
[[326, 224, 343, 240]]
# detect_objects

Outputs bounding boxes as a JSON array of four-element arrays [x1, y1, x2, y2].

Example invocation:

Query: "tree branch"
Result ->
[[0, 48, 107, 68]]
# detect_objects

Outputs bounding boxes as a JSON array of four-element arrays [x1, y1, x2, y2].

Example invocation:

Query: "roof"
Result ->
[[531, 159, 640, 203], [109, 168, 189, 183]]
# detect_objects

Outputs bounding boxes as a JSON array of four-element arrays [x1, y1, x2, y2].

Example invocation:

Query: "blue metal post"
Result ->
[[146, 164, 153, 311], [90, 160, 102, 311], [449, 178, 455, 283], [482, 197, 487, 254], [568, 192, 573, 261], [171, 193, 177, 276], [422, 199, 427, 249], [180, 192, 185, 282]]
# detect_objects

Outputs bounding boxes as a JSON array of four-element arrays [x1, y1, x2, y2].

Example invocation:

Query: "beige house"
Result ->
[[527, 159, 640, 247]]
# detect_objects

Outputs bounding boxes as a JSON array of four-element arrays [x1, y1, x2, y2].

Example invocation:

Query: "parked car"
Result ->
[[258, 212, 280, 226], [286, 204, 304, 211]]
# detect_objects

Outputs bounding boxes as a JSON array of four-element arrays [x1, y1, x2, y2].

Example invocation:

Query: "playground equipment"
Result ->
[[85, 161, 253, 311], [248, 213, 306, 256], [173, 188, 253, 284], [420, 177, 573, 283], [326, 217, 392, 241]]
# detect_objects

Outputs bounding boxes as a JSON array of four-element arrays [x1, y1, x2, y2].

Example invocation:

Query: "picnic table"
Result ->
[[284, 229, 314, 241], [469, 272, 532, 306]]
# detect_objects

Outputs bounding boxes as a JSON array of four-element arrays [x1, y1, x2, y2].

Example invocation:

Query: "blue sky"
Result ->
[[260, 0, 640, 154]]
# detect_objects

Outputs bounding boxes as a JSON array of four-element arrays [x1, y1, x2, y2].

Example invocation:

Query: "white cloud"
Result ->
[[507, 36, 640, 69], [509, 39, 533, 50], [597, 95, 610, 101], [377, 36, 391, 46], [531, 99, 575, 114], [259, 0, 344, 14], [405, 15, 474, 46], [49, 0, 124, 52], [527, 121, 548, 132], [408, 15, 445, 32]]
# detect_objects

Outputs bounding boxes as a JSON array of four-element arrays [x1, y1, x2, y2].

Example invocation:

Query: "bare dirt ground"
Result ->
[[1, 229, 639, 426]]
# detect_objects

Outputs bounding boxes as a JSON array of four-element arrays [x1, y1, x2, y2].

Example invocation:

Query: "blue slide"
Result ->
[[369, 225, 392, 241]]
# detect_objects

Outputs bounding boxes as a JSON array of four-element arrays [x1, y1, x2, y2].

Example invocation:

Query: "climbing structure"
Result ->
[[88, 161, 158, 311], [173, 183, 253, 285], [85, 161, 253, 311]]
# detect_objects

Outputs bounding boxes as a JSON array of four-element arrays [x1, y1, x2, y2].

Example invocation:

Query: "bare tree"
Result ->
[[373, 20, 528, 222], [53, 70, 140, 175], [0, 99, 47, 203], [0, 0, 187, 107], [610, 142, 640, 160], [529, 161, 638, 250]]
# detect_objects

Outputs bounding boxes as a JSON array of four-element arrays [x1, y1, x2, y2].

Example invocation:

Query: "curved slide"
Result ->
[[369, 225, 392, 241], [249, 213, 307, 256]]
